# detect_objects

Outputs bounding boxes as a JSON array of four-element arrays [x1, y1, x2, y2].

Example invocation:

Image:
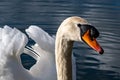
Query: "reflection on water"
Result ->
[[0, 0, 120, 80]]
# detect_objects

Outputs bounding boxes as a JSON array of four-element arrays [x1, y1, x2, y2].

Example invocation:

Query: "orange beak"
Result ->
[[82, 30, 104, 54]]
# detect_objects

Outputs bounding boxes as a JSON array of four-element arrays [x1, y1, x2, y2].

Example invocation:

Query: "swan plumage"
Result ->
[[0, 25, 57, 80], [0, 16, 103, 80], [0, 25, 33, 80], [25, 25, 57, 80], [26, 25, 76, 80], [0, 25, 76, 80]]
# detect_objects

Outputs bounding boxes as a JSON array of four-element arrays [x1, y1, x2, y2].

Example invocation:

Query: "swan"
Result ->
[[26, 16, 104, 80], [0, 16, 104, 80]]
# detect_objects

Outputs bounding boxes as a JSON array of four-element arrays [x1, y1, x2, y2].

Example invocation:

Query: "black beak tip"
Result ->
[[99, 48, 104, 54]]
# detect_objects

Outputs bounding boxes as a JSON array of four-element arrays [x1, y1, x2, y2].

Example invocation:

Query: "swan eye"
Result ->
[[77, 24, 81, 27]]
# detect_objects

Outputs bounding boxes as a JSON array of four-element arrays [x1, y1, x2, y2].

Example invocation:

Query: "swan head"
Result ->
[[57, 16, 104, 54]]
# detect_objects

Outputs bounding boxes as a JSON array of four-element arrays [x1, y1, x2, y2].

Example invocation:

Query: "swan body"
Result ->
[[0, 16, 104, 80]]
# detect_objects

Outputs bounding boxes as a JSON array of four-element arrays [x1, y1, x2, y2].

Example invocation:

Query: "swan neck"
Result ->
[[55, 37, 73, 80]]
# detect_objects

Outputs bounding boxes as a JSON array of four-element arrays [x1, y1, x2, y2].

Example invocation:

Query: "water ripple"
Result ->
[[0, 0, 120, 80]]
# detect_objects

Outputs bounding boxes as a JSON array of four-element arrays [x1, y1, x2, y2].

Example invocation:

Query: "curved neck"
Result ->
[[55, 36, 73, 80]]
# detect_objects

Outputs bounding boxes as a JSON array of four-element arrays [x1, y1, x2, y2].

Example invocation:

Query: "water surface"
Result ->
[[0, 0, 120, 80]]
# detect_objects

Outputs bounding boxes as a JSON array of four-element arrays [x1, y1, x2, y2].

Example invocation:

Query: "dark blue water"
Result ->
[[0, 0, 120, 80]]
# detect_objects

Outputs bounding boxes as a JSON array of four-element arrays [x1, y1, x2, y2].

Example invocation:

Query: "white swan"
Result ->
[[0, 16, 104, 80], [26, 16, 104, 80]]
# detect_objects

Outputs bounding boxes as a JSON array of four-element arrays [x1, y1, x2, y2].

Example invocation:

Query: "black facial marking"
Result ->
[[77, 24, 99, 40], [90, 26, 99, 38]]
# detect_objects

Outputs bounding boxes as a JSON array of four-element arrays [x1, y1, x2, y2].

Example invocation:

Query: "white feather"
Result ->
[[25, 25, 57, 80], [0, 26, 33, 80], [0, 25, 76, 80]]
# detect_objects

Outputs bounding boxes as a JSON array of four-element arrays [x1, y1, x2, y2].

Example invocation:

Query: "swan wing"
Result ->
[[0, 26, 32, 80], [0, 25, 28, 56], [0, 26, 15, 80], [26, 25, 55, 53], [25, 25, 57, 80]]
